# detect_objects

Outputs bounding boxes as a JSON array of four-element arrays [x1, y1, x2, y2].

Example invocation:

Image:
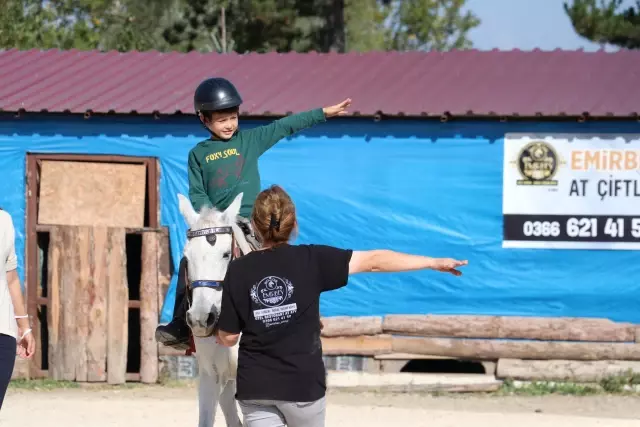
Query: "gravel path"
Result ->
[[2, 385, 640, 426]]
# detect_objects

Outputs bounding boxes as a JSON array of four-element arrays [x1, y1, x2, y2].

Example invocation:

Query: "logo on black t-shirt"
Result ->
[[250, 276, 297, 328]]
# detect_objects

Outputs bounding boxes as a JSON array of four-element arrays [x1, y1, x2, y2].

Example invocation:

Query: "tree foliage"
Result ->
[[565, 0, 640, 49], [0, 0, 480, 53], [384, 0, 481, 51]]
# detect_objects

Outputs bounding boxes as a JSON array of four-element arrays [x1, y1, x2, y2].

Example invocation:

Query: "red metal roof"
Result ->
[[0, 48, 638, 118]]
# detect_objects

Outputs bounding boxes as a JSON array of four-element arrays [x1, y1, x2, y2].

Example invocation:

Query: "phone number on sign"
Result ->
[[524, 218, 640, 239], [503, 215, 640, 242]]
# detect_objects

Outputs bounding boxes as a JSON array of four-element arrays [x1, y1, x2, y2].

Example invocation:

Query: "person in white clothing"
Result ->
[[0, 209, 35, 410]]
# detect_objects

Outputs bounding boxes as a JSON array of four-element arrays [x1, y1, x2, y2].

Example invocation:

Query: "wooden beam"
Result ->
[[321, 335, 393, 356], [497, 358, 640, 383], [146, 158, 159, 229], [382, 314, 636, 342], [320, 316, 383, 337], [107, 229, 128, 385], [87, 227, 108, 382], [33, 153, 149, 164], [157, 227, 172, 316], [140, 231, 159, 384], [35, 224, 164, 234], [46, 226, 63, 380], [26, 155, 40, 377], [392, 336, 640, 361]]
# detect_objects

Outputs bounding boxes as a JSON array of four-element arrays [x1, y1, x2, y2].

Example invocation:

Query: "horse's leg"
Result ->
[[197, 365, 221, 427], [195, 338, 222, 427], [219, 380, 242, 427]]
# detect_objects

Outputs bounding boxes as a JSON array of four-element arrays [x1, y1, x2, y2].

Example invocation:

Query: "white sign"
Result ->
[[502, 134, 640, 250]]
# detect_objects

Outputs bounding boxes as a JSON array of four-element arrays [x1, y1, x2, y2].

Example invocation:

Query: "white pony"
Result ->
[[177, 192, 252, 427]]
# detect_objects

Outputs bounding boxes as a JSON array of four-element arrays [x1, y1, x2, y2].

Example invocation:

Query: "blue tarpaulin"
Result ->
[[1, 114, 639, 324]]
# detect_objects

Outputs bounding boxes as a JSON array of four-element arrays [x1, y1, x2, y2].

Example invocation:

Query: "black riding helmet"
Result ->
[[194, 77, 242, 137], [194, 77, 243, 114]]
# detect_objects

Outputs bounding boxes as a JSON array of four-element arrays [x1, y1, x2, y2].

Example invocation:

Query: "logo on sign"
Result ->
[[513, 141, 564, 186]]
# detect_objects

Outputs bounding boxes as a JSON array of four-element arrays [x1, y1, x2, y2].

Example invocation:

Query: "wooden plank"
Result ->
[[36, 224, 164, 234], [46, 227, 63, 380], [382, 314, 636, 342], [74, 227, 91, 381], [26, 155, 39, 377], [87, 227, 108, 382], [147, 158, 159, 228], [38, 160, 147, 228], [321, 335, 393, 356], [34, 154, 148, 164], [320, 316, 383, 337], [374, 353, 454, 360], [497, 358, 640, 383], [61, 227, 78, 381], [391, 336, 640, 361], [157, 227, 172, 314], [107, 229, 129, 385], [140, 231, 159, 384]]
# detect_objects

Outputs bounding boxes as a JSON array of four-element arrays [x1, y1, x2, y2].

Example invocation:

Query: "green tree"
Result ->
[[0, 0, 76, 49], [0, 0, 176, 52], [300, 0, 480, 53], [162, 0, 305, 53], [383, 0, 480, 51], [564, 0, 640, 49], [344, 0, 389, 51]]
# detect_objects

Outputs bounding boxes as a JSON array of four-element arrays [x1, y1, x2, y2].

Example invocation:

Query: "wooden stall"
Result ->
[[21, 154, 171, 384]]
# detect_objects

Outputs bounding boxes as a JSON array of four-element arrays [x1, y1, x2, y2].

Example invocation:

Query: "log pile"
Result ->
[[320, 314, 640, 382]]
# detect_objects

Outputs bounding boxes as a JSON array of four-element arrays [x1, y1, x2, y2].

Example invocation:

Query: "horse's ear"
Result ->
[[177, 193, 199, 228], [222, 192, 243, 224]]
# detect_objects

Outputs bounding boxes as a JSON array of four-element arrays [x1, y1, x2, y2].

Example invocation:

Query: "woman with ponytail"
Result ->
[[215, 185, 467, 427]]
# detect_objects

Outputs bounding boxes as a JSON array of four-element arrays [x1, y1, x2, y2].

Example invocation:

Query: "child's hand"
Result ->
[[323, 98, 352, 118]]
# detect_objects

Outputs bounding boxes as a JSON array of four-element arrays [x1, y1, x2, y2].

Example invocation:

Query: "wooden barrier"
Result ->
[[319, 315, 640, 367], [47, 226, 129, 384], [381, 314, 636, 342]]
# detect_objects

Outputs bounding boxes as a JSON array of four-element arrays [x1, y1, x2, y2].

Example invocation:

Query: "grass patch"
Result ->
[[497, 378, 600, 396], [9, 379, 79, 391], [497, 370, 640, 396]]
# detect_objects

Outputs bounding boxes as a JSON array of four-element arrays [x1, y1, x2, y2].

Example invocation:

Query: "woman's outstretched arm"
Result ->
[[349, 250, 467, 276]]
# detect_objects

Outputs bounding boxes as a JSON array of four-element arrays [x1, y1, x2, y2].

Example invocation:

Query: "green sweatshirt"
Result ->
[[188, 108, 326, 218]]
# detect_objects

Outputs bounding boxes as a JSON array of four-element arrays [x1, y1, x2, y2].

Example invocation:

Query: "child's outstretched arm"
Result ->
[[187, 150, 211, 212], [248, 98, 352, 156]]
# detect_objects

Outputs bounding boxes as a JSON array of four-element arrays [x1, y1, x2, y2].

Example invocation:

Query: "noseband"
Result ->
[[184, 226, 237, 297]]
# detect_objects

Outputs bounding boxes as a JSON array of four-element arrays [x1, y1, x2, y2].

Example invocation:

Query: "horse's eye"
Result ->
[[223, 251, 231, 259]]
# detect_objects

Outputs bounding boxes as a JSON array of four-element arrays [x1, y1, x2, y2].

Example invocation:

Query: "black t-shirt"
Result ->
[[218, 243, 353, 402]]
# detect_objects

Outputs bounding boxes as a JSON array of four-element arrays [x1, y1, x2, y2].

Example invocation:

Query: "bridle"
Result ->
[[183, 225, 237, 308]]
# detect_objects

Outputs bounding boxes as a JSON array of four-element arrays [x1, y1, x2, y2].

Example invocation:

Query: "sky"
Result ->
[[463, 0, 634, 51]]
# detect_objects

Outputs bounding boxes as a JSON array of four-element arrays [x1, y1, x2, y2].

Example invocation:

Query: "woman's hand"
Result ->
[[323, 99, 352, 118], [432, 258, 468, 276], [17, 328, 35, 359]]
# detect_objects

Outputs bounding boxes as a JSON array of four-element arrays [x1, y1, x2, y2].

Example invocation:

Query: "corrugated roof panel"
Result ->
[[0, 48, 637, 117]]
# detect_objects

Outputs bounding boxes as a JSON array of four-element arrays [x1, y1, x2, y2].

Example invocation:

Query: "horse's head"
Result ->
[[177, 192, 244, 338]]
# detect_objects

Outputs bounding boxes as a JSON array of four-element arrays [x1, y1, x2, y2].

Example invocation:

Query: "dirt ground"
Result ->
[[2, 383, 640, 426]]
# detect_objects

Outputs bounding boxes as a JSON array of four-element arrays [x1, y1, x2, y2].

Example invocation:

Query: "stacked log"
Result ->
[[319, 314, 640, 382]]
